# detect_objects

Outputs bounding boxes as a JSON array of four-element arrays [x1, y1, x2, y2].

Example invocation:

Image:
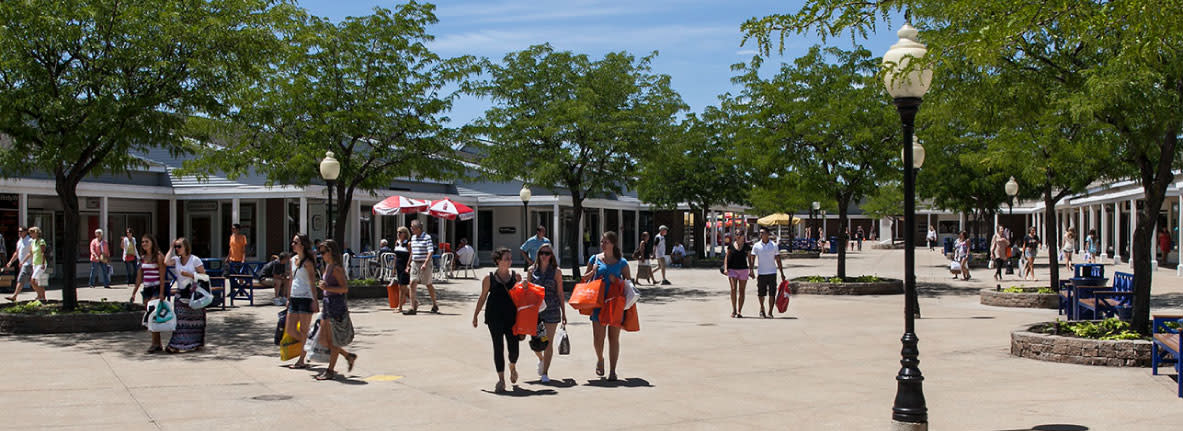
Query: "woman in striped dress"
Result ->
[[131, 235, 168, 353], [165, 237, 206, 353]]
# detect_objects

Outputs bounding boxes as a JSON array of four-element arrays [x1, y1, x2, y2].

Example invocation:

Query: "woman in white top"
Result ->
[[165, 237, 206, 353], [286, 233, 320, 369], [1061, 227, 1077, 272], [121, 228, 139, 287]]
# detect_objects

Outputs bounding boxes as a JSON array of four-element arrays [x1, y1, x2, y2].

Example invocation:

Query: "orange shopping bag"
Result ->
[[598, 279, 627, 327], [510, 280, 546, 336], [568, 279, 605, 310], [622, 304, 639, 332], [385, 283, 401, 309]]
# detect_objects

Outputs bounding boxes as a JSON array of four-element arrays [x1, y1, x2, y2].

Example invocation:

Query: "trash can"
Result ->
[[943, 238, 954, 255], [829, 236, 839, 254]]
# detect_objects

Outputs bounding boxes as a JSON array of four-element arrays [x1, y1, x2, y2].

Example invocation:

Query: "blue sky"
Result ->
[[297, 0, 901, 125]]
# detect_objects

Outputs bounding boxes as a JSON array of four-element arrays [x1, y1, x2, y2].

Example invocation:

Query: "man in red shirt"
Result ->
[[89, 229, 110, 288]]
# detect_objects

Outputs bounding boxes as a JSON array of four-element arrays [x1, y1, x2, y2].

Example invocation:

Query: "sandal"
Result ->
[[736, 314, 743, 319], [314, 371, 336, 381], [595, 359, 605, 377], [346, 353, 358, 372], [430, 305, 439, 314], [509, 365, 518, 384], [759, 311, 766, 319], [495, 381, 506, 393], [730, 312, 736, 318], [288, 362, 310, 369], [146, 346, 163, 354], [403, 309, 417, 315]]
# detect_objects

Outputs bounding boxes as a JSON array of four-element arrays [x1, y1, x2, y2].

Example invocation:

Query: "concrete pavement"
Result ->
[[3, 247, 1182, 430]]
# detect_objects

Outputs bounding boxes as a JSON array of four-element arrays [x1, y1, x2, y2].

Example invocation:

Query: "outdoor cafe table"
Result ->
[[352, 254, 377, 279]]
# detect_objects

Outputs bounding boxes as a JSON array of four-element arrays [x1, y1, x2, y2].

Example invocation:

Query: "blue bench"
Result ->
[[225, 261, 267, 306], [1151, 314, 1183, 397], [1075, 271, 1133, 321], [1059, 264, 1106, 319], [164, 266, 227, 310], [786, 238, 817, 252]]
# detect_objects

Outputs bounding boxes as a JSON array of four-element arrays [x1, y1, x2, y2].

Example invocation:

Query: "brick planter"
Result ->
[[781, 251, 821, 259], [0, 303, 145, 335], [789, 279, 903, 295], [347, 283, 390, 299], [1010, 323, 1151, 367], [980, 288, 1058, 309]]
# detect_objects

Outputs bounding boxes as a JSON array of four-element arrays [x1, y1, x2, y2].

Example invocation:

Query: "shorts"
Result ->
[[410, 260, 432, 284], [140, 283, 166, 301], [288, 297, 314, 314], [395, 270, 410, 286], [1024, 249, 1037, 260], [656, 255, 668, 268], [30, 264, 46, 283], [726, 269, 750, 281], [16, 264, 32, 285], [756, 274, 777, 296]]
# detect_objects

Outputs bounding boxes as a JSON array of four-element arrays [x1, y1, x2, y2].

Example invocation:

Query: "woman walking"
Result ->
[[19, 227, 48, 302], [130, 235, 167, 353], [991, 226, 1010, 281], [953, 231, 971, 280], [723, 229, 753, 318], [1022, 227, 1041, 281], [313, 239, 357, 380], [472, 247, 520, 392], [926, 226, 938, 252], [165, 237, 206, 353], [581, 232, 632, 381], [286, 233, 319, 369], [633, 232, 656, 285], [530, 243, 566, 383], [386, 227, 411, 313], [1085, 229, 1099, 263], [1061, 227, 1076, 272], [121, 229, 139, 287]]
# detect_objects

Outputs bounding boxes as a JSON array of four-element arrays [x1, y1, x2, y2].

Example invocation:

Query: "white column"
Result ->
[[168, 198, 177, 242], [231, 198, 241, 225], [373, 207, 382, 244], [708, 211, 716, 258], [1100, 203, 1109, 262], [350, 198, 362, 252], [552, 200, 560, 262], [1129, 199, 1137, 267], [100, 196, 109, 239], [1177, 195, 1183, 276], [926, 213, 932, 234], [299, 197, 308, 235], [958, 212, 965, 233], [1115, 202, 1124, 264], [598, 207, 605, 238], [472, 206, 480, 256], [577, 208, 585, 263], [993, 213, 999, 235], [617, 208, 623, 236], [17, 193, 27, 226]]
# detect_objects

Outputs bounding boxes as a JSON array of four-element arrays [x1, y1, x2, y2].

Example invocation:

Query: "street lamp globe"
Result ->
[[519, 185, 532, 203], [812, 201, 820, 210], [1005, 176, 1019, 197], [319, 151, 340, 181], [901, 136, 926, 169], [882, 24, 933, 99]]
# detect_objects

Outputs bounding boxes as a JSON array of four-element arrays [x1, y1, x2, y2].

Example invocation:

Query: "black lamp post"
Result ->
[[883, 24, 932, 430], [320, 151, 340, 240], [811, 201, 820, 241], [520, 185, 532, 270]]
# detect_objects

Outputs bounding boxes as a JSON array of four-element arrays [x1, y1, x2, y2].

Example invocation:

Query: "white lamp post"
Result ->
[[319, 151, 341, 240]]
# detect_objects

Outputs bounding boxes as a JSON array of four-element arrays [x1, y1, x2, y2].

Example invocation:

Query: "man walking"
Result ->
[[4, 226, 31, 301], [654, 225, 671, 285], [89, 229, 111, 288], [227, 223, 247, 274], [751, 227, 785, 319], [520, 225, 550, 270], [407, 219, 439, 314]]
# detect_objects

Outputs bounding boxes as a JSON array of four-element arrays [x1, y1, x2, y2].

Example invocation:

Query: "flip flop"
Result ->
[[596, 359, 605, 377], [314, 371, 335, 381], [346, 353, 358, 372], [288, 362, 310, 369]]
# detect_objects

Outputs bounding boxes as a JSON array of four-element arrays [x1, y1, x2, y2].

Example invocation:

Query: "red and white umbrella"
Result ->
[[373, 195, 429, 216], [428, 198, 474, 221]]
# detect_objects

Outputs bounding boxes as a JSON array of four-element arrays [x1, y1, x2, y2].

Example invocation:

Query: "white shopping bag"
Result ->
[[145, 299, 177, 333]]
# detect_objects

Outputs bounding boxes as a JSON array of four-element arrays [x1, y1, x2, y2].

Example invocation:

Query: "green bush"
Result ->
[[0, 300, 137, 315], [795, 275, 882, 283], [348, 278, 378, 287], [1064, 318, 1144, 341], [1002, 286, 1055, 294]]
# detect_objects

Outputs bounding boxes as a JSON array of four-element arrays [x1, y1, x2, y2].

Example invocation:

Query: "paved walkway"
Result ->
[[3, 247, 1183, 430]]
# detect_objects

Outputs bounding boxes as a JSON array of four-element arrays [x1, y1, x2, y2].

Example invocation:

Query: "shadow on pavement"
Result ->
[[481, 386, 558, 397], [916, 281, 980, 297], [1151, 292, 1183, 309], [633, 286, 720, 304], [995, 425, 1089, 431], [527, 377, 577, 388], [584, 377, 652, 388]]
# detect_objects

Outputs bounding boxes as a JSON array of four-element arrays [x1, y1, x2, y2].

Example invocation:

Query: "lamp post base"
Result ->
[[891, 420, 928, 431]]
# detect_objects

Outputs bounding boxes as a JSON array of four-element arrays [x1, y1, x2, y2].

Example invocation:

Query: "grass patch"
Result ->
[[1032, 318, 1147, 341], [0, 300, 141, 315], [348, 278, 379, 287], [1001, 286, 1055, 294], [794, 275, 884, 283]]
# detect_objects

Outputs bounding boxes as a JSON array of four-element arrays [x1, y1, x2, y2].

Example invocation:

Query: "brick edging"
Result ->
[[789, 279, 903, 295], [980, 289, 1058, 309], [1010, 323, 1151, 367]]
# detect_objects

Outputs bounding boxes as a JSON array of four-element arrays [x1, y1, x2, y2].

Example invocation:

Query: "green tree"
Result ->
[[735, 46, 899, 278], [185, 2, 475, 244], [638, 106, 749, 259], [0, 0, 288, 310], [471, 44, 686, 276], [742, 2, 1173, 331], [861, 181, 901, 241]]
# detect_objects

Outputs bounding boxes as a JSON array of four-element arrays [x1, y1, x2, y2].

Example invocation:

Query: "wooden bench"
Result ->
[[1076, 272, 1133, 320], [1152, 314, 1183, 398]]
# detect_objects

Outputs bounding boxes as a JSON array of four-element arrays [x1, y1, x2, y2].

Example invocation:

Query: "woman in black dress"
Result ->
[[472, 247, 520, 393], [385, 227, 413, 313]]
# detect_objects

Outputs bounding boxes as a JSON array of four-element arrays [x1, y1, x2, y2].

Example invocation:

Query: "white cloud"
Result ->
[[429, 24, 737, 55], [736, 49, 759, 56]]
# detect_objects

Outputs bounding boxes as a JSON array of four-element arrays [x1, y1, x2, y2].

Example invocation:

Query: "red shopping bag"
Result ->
[[510, 280, 546, 336], [598, 279, 627, 327], [776, 279, 791, 313], [622, 304, 640, 332], [569, 279, 605, 310]]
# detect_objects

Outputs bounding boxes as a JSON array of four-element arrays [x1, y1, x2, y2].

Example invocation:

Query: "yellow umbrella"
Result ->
[[757, 213, 799, 226]]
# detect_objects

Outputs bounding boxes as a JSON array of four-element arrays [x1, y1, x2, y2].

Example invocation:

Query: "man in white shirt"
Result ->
[[670, 242, 686, 267], [454, 238, 475, 268], [750, 227, 785, 318], [4, 226, 32, 301], [654, 225, 670, 285]]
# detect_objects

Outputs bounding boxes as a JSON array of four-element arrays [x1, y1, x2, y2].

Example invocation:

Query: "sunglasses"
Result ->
[[174, 245, 183, 250], [538, 251, 552, 256]]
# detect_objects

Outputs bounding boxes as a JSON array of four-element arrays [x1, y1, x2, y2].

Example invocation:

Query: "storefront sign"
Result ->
[[0, 194, 16, 210], [498, 226, 517, 234]]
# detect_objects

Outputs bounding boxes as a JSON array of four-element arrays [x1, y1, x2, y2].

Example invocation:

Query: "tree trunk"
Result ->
[[1044, 181, 1061, 300], [836, 195, 849, 279], [56, 175, 82, 311], [333, 182, 353, 248], [693, 205, 707, 259], [1130, 128, 1177, 335]]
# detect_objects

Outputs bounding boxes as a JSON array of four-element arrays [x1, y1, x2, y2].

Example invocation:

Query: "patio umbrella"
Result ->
[[372, 195, 429, 216], [427, 198, 474, 221], [757, 213, 800, 240]]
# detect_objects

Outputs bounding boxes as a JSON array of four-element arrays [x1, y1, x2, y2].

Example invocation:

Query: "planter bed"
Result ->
[[1011, 322, 1151, 367], [780, 251, 821, 259], [347, 283, 392, 299], [0, 300, 145, 334], [789, 277, 903, 295], [980, 287, 1058, 309]]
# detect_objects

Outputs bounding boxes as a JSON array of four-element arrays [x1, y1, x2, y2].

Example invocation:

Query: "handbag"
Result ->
[[274, 309, 287, 346], [776, 279, 791, 313], [569, 279, 605, 310], [949, 261, 962, 273], [188, 274, 214, 309], [622, 304, 640, 332], [304, 314, 331, 362], [556, 324, 570, 355], [623, 280, 640, 309], [145, 299, 176, 333]]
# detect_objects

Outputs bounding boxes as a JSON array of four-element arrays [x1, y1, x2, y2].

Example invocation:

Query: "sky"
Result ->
[[297, 0, 902, 126]]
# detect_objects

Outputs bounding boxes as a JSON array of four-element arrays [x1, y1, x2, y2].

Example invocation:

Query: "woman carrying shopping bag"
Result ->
[[313, 240, 357, 380], [530, 243, 566, 383], [165, 237, 206, 353], [581, 231, 632, 381], [130, 234, 167, 353], [284, 233, 320, 369], [472, 248, 521, 392]]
